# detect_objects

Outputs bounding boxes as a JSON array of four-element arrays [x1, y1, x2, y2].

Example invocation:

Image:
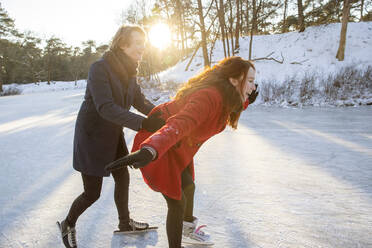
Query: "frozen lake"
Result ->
[[0, 89, 371, 248]]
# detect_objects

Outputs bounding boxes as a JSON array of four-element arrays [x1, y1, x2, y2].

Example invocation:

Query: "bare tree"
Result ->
[[196, 0, 210, 66], [297, 0, 305, 32], [243, 0, 250, 36], [228, 0, 235, 54], [175, 0, 186, 57], [336, 0, 351, 61], [234, 0, 241, 51], [282, 0, 288, 32], [360, 0, 364, 21], [216, 0, 227, 57], [249, 0, 257, 59]]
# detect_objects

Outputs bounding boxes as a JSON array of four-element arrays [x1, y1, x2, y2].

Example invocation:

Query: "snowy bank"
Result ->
[[157, 22, 372, 106]]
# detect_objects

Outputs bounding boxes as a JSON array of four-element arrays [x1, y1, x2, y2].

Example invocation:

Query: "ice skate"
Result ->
[[57, 220, 77, 248], [182, 217, 214, 246], [114, 218, 158, 234]]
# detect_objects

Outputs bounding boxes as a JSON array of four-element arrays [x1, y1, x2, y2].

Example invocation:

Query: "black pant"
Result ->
[[66, 137, 130, 229], [163, 166, 195, 248]]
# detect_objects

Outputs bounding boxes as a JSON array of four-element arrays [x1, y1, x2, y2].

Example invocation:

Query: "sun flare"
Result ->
[[148, 23, 172, 50]]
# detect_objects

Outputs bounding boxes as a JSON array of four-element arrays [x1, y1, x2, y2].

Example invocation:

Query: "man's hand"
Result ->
[[141, 111, 165, 132], [248, 84, 259, 104], [105, 148, 153, 172]]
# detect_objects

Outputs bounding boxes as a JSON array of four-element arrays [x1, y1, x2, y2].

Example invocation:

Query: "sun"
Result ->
[[148, 23, 172, 50]]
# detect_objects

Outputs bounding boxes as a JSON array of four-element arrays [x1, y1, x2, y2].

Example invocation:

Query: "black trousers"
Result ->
[[66, 137, 130, 229], [163, 166, 195, 248]]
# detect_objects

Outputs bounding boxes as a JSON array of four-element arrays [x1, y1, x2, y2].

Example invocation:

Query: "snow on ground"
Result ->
[[3, 80, 87, 94], [159, 22, 372, 85], [0, 89, 371, 248]]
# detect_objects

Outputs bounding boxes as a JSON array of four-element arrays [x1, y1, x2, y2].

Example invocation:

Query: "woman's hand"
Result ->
[[248, 84, 259, 104], [105, 148, 154, 171]]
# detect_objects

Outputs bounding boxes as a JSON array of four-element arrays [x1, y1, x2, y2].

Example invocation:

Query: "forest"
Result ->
[[0, 0, 371, 92]]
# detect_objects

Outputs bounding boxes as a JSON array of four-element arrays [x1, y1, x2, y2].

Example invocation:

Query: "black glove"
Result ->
[[141, 111, 165, 132], [105, 148, 153, 172], [248, 84, 259, 104]]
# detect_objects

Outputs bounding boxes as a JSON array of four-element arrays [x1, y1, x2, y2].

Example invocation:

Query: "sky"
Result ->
[[1, 0, 134, 47]]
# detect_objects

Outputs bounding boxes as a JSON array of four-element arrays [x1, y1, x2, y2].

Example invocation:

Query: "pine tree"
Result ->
[[0, 4, 19, 91]]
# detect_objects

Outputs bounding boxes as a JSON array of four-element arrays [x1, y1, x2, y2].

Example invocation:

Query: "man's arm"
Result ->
[[87, 62, 145, 131]]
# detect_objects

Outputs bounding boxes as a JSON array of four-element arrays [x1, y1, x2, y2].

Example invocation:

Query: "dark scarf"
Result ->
[[103, 48, 138, 83]]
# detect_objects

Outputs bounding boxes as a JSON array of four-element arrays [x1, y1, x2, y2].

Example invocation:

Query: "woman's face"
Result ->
[[229, 67, 256, 102], [120, 31, 146, 63]]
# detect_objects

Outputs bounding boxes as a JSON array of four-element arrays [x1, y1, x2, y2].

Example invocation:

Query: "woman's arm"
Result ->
[[141, 89, 222, 159]]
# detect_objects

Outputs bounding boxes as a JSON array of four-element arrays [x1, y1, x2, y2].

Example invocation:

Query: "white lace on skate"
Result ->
[[67, 227, 77, 248], [61, 224, 77, 248], [188, 225, 210, 241], [182, 225, 214, 246]]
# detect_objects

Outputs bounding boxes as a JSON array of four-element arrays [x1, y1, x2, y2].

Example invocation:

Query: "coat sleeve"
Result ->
[[140, 89, 222, 159], [132, 82, 155, 116], [87, 62, 144, 131]]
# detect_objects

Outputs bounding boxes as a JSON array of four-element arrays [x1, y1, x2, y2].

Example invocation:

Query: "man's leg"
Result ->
[[112, 135, 131, 230], [66, 173, 103, 226], [59, 173, 102, 248], [112, 167, 130, 230]]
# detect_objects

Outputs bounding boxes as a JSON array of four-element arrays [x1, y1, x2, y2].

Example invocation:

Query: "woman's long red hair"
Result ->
[[174, 56, 255, 129]]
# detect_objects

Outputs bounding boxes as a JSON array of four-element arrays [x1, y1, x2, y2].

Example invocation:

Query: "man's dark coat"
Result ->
[[73, 58, 154, 177]]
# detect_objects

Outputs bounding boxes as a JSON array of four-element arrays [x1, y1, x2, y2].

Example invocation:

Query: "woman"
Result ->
[[106, 56, 257, 248], [57, 25, 164, 248]]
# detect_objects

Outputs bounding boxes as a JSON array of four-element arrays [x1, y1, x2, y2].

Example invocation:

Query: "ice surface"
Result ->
[[0, 89, 371, 247]]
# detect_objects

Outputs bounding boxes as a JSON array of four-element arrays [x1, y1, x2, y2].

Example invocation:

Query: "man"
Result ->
[[57, 25, 164, 248]]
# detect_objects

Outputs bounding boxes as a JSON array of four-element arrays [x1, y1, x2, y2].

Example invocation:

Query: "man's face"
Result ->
[[120, 31, 146, 63]]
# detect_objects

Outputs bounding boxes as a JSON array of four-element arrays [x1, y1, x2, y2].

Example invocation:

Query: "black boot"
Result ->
[[118, 218, 149, 231], [57, 220, 77, 248]]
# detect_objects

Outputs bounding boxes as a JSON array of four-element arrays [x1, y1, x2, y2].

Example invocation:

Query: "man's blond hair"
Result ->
[[110, 25, 146, 51]]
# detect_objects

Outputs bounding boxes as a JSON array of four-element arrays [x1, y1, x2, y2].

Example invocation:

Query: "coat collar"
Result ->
[[103, 49, 137, 83]]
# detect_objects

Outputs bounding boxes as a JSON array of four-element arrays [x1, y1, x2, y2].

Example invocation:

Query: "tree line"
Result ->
[[0, 3, 109, 92], [1, 0, 371, 92], [141, 0, 370, 67]]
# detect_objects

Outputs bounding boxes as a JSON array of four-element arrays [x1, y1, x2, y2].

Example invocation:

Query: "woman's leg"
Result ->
[[65, 173, 103, 226], [181, 167, 211, 244], [162, 166, 195, 247], [181, 167, 195, 222], [163, 193, 186, 248]]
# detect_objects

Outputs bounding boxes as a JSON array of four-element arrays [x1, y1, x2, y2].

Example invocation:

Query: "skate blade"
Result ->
[[182, 236, 214, 246], [114, 226, 158, 234]]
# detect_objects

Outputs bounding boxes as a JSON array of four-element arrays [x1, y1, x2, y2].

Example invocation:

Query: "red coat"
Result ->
[[132, 87, 249, 200]]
